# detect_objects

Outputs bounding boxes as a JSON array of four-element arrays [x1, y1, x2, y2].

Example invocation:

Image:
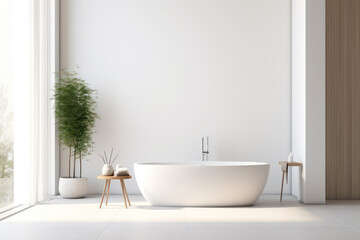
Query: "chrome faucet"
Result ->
[[201, 136, 209, 161]]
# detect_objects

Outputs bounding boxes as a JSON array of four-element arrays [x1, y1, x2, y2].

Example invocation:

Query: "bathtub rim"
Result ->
[[134, 161, 270, 167]]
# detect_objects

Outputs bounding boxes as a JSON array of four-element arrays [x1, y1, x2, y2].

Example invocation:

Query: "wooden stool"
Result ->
[[97, 175, 132, 208], [278, 161, 302, 201]]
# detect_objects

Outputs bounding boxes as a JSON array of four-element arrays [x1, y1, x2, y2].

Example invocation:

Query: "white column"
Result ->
[[291, 0, 325, 204]]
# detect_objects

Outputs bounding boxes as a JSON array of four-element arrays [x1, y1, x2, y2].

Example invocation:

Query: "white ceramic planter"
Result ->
[[102, 164, 114, 176], [59, 177, 88, 199]]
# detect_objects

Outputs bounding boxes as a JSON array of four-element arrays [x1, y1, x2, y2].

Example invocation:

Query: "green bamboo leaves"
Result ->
[[54, 69, 99, 178]]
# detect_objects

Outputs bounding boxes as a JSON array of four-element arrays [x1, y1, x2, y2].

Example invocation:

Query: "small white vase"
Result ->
[[102, 164, 114, 176]]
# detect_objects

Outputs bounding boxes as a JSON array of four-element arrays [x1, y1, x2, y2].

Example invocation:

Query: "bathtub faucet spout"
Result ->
[[201, 136, 209, 161]]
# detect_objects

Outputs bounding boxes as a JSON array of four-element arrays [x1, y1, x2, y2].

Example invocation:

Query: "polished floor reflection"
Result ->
[[1, 195, 360, 240]]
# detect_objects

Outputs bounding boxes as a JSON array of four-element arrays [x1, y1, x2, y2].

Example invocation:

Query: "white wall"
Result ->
[[291, 0, 325, 204], [60, 0, 291, 195]]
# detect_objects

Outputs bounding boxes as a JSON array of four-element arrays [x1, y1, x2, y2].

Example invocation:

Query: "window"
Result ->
[[0, 0, 58, 216], [0, 0, 15, 210]]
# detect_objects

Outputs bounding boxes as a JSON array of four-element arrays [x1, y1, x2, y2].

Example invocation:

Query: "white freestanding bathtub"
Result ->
[[134, 161, 270, 207]]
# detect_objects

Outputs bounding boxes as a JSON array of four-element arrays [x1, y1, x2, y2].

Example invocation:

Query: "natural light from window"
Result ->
[[0, 0, 14, 210]]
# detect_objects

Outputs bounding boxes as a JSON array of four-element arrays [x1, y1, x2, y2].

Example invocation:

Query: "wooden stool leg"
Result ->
[[122, 179, 131, 206], [120, 180, 128, 209], [100, 180, 108, 208], [106, 180, 111, 206], [280, 171, 285, 201]]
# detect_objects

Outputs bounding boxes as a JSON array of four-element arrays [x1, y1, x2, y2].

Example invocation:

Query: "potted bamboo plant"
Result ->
[[55, 69, 98, 198]]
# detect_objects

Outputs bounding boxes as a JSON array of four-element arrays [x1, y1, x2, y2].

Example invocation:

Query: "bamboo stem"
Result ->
[[68, 146, 71, 178], [80, 151, 82, 178], [73, 147, 76, 178]]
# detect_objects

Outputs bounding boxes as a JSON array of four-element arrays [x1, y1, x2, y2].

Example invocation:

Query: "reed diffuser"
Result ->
[[98, 148, 119, 176]]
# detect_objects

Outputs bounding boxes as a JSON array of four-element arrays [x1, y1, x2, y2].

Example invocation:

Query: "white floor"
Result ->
[[1, 195, 360, 240]]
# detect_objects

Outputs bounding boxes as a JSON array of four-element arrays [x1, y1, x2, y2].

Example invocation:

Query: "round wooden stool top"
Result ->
[[278, 161, 302, 167], [97, 175, 132, 180]]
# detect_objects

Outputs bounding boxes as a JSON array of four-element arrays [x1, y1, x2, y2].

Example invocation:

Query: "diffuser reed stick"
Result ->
[[98, 149, 119, 165]]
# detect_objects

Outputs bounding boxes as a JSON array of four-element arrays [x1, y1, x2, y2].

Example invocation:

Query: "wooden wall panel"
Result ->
[[326, 0, 360, 199]]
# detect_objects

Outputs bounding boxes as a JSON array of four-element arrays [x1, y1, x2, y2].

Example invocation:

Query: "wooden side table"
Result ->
[[97, 175, 132, 208], [278, 161, 302, 201]]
